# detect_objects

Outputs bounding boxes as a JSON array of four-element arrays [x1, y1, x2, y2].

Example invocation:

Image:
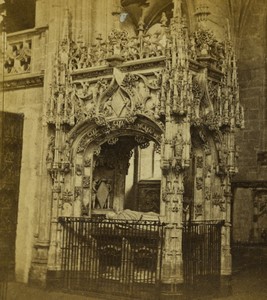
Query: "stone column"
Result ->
[[160, 120, 185, 297], [29, 0, 66, 286], [219, 131, 234, 296]]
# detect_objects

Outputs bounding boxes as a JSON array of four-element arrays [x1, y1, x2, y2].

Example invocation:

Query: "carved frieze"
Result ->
[[136, 136, 150, 149], [76, 129, 99, 153], [1, 75, 44, 91], [69, 28, 166, 71]]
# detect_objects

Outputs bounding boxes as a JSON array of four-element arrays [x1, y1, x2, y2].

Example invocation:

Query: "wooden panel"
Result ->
[[0, 112, 23, 277]]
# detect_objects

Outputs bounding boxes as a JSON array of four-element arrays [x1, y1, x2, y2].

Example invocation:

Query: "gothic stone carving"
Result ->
[[45, 6, 243, 231]]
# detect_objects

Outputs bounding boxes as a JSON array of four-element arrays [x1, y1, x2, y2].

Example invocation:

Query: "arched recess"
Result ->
[[184, 125, 226, 223], [63, 115, 163, 218]]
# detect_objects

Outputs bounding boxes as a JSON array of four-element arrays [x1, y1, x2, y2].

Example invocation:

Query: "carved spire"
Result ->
[[62, 8, 71, 44]]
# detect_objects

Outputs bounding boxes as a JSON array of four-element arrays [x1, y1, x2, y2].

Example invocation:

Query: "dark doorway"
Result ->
[[0, 112, 23, 281]]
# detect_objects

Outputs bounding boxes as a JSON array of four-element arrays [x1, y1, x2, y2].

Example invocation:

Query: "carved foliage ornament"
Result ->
[[69, 28, 166, 71], [212, 193, 225, 212], [62, 190, 73, 204], [49, 69, 162, 131]]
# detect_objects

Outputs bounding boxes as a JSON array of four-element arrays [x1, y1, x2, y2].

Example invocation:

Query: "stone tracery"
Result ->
[[44, 0, 244, 289]]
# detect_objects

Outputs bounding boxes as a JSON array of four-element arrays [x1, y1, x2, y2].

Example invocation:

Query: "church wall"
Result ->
[[232, 0, 267, 243], [232, 188, 254, 243], [235, 0, 267, 181], [2, 87, 44, 282], [35, 0, 125, 44]]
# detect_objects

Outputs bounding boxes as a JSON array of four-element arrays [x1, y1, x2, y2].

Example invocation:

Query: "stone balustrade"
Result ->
[[4, 39, 32, 74]]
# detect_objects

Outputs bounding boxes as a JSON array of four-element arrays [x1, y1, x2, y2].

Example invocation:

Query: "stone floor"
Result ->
[[214, 245, 267, 300], [4, 245, 267, 300]]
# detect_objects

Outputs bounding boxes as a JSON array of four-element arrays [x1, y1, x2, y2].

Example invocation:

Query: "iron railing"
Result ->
[[183, 221, 223, 286], [58, 217, 164, 299], [57, 217, 223, 297]]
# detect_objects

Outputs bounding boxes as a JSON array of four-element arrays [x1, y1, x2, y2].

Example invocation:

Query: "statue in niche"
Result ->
[[183, 202, 191, 222], [46, 135, 55, 165], [173, 133, 183, 158], [166, 181, 172, 193], [63, 140, 71, 162], [103, 179, 112, 209]]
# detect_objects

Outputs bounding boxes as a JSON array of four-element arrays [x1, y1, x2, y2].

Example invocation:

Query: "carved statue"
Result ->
[[106, 209, 160, 221], [173, 133, 183, 158], [46, 136, 55, 163], [62, 140, 71, 162]]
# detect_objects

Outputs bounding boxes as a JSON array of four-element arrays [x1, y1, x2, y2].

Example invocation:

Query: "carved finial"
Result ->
[[138, 17, 145, 37]]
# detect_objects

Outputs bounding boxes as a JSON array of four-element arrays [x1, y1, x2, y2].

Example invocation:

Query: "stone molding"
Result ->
[[232, 181, 267, 189], [0, 73, 44, 91]]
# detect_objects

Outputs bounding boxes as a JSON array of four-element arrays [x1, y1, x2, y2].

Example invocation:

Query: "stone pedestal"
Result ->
[[29, 241, 49, 287]]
